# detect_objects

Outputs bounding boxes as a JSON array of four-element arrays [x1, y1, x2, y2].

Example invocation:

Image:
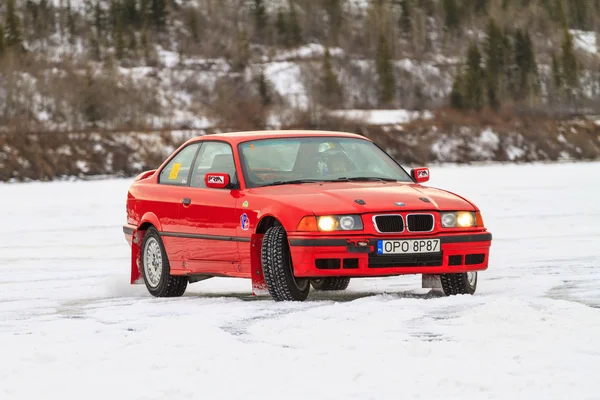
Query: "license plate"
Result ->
[[377, 239, 441, 254]]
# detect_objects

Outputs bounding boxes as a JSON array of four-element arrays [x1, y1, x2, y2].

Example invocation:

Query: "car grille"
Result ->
[[373, 215, 404, 233], [407, 214, 434, 232]]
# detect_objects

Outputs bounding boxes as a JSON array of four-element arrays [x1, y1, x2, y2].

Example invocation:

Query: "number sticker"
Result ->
[[169, 163, 182, 180]]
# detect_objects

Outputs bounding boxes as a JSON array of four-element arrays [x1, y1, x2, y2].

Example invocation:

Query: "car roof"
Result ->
[[185, 130, 370, 145]]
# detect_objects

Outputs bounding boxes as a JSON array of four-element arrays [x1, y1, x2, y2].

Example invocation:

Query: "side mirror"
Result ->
[[411, 167, 430, 183], [205, 173, 231, 189]]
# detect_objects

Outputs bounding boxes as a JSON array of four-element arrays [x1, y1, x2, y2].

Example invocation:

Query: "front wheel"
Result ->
[[141, 227, 188, 297], [440, 271, 477, 296], [261, 226, 310, 301], [311, 277, 350, 291]]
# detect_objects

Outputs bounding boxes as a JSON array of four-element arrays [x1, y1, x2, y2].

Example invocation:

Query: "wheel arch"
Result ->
[[138, 212, 162, 232], [255, 215, 283, 234]]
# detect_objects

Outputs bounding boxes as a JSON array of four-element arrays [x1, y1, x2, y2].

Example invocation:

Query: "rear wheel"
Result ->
[[311, 277, 351, 291], [141, 227, 188, 297], [440, 271, 477, 295], [261, 226, 310, 301]]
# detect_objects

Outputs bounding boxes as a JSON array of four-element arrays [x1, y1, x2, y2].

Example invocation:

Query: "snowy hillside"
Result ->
[[1, 162, 600, 399]]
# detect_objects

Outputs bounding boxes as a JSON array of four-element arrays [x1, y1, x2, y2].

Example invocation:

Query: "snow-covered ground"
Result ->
[[1, 162, 600, 399]]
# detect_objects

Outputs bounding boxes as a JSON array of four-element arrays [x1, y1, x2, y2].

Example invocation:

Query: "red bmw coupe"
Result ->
[[123, 130, 492, 301]]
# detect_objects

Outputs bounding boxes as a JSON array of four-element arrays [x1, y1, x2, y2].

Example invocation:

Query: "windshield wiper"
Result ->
[[260, 179, 325, 187], [331, 176, 398, 182]]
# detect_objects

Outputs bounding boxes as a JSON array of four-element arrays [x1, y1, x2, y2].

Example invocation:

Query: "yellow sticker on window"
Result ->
[[168, 163, 182, 180]]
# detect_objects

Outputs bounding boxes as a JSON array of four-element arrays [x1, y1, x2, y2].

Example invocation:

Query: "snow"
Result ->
[[270, 43, 345, 62], [1, 162, 600, 399], [329, 109, 433, 125], [264, 62, 308, 109], [569, 30, 598, 54]]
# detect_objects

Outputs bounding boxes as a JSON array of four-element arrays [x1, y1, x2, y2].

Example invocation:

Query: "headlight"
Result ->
[[297, 215, 364, 231], [441, 211, 480, 228], [317, 215, 363, 231]]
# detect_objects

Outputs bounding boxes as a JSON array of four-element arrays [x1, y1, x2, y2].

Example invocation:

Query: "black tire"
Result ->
[[440, 272, 477, 296], [141, 227, 187, 297], [310, 277, 351, 291], [261, 225, 310, 301]]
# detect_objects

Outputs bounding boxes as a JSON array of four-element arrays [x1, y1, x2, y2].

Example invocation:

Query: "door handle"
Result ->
[[182, 198, 191, 206]]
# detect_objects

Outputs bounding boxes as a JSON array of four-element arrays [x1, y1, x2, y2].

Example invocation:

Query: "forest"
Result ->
[[0, 0, 599, 133]]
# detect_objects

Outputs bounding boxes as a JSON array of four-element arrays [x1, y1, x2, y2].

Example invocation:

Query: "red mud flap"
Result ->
[[422, 274, 442, 289], [250, 233, 268, 296], [130, 229, 146, 284]]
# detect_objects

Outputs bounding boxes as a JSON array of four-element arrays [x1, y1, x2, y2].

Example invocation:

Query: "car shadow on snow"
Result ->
[[182, 288, 446, 302]]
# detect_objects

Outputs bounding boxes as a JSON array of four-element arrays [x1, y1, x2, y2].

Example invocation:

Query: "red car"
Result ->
[[123, 130, 492, 301]]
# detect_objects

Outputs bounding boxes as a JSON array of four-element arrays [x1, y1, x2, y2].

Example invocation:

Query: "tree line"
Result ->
[[0, 0, 599, 131]]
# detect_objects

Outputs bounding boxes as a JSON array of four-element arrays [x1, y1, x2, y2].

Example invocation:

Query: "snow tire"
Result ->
[[310, 277, 351, 291], [440, 272, 477, 296], [261, 225, 310, 302], [141, 227, 188, 297]]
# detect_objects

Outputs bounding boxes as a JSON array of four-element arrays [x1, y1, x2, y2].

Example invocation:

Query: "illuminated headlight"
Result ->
[[317, 215, 363, 231], [441, 211, 477, 228]]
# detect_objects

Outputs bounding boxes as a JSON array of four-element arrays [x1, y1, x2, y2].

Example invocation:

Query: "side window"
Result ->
[[158, 143, 200, 185], [190, 142, 237, 188]]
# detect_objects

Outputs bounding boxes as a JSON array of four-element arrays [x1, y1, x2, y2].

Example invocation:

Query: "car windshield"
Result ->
[[237, 136, 413, 188]]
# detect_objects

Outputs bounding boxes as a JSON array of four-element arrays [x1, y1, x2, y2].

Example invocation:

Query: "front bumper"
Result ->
[[287, 232, 492, 277]]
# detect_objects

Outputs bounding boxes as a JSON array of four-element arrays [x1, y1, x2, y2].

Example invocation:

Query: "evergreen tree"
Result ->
[[551, 52, 562, 92], [275, 10, 287, 45], [568, 0, 588, 30], [464, 42, 484, 110], [399, 0, 412, 38], [0, 24, 5, 58], [90, 34, 102, 61], [252, 0, 268, 40], [232, 29, 250, 71], [150, 0, 167, 31], [514, 28, 538, 101], [324, 0, 343, 44], [474, 0, 489, 14], [484, 19, 506, 110], [114, 6, 125, 60], [443, 0, 460, 31], [83, 67, 100, 127], [66, 0, 76, 45], [140, 0, 150, 28], [5, 0, 24, 51], [141, 28, 152, 63], [561, 29, 579, 90], [109, 0, 119, 30], [94, 1, 104, 35], [255, 68, 272, 106], [128, 28, 138, 58], [320, 48, 343, 108], [450, 72, 465, 109], [288, 1, 302, 46], [188, 8, 200, 42], [124, 0, 140, 27], [375, 34, 396, 105]]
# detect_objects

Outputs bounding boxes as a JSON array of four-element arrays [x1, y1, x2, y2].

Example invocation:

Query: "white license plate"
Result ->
[[377, 239, 441, 254]]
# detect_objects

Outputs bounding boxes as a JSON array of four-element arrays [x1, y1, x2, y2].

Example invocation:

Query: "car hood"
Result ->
[[251, 182, 476, 214]]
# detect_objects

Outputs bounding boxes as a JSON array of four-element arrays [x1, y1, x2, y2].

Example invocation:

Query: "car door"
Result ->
[[151, 142, 202, 271], [178, 141, 242, 275]]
